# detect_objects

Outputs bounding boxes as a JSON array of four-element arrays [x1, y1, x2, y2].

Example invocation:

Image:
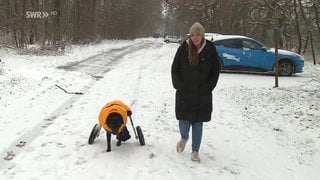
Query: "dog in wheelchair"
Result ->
[[88, 100, 145, 152]]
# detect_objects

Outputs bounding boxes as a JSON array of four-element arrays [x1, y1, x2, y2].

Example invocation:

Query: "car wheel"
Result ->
[[278, 60, 294, 76]]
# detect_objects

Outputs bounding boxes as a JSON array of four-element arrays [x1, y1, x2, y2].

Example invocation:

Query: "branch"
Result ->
[[55, 84, 83, 95]]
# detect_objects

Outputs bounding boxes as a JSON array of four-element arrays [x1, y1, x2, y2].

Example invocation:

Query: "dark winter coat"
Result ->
[[171, 39, 221, 122]]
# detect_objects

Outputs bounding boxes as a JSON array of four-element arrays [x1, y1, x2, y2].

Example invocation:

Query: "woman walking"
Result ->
[[171, 22, 221, 161]]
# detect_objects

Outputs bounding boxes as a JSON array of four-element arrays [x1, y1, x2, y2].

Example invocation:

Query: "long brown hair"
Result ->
[[188, 40, 198, 65], [188, 38, 205, 65]]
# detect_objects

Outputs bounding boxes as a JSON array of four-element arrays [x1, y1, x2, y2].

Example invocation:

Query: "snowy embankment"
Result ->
[[0, 38, 319, 180]]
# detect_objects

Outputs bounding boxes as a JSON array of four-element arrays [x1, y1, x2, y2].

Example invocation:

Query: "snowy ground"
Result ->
[[0, 38, 319, 180]]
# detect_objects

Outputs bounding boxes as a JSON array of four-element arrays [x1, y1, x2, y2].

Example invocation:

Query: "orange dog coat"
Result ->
[[98, 100, 131, 134]]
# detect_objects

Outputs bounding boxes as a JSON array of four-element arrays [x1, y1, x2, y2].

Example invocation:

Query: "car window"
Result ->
[[242, 39, 262, 50], [214, 39, 242, 48]]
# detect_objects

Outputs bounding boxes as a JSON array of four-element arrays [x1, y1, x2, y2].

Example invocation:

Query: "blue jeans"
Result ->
[[179, 120, 203, 152]]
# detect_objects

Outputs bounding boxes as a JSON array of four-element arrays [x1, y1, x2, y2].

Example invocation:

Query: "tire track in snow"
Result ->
[[0, 40, 164, 170], [86, 43, 180, 179], [0, 83, 93, 170], [58, 41, 159, 77], [61, 42, 173, 179]]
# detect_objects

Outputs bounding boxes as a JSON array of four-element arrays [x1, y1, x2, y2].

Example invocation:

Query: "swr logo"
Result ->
[[25, 11, 53, 19]]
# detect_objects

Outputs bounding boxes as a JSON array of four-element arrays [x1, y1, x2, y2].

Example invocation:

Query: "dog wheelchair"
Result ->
[[88, 115, 145, 147], [88, 100, 145, 151]]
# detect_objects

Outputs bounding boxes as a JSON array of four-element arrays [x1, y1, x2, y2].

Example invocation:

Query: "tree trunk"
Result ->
[[312, 3, 320, 36], [72, 0, 81, 43], [53, 0, 61, 43], [298, 0, 316, 65], [294, 0, 302, 54]]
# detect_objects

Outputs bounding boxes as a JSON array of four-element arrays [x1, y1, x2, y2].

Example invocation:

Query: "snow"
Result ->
[[0, 38, 319, 180]]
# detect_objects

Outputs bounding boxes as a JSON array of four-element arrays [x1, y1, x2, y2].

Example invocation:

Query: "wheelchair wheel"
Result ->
[[88, 124, 101, 144], [136, 126, 145, 146]]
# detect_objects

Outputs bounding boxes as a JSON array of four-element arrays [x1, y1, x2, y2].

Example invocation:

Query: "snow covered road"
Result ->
[[0, 38, 319, 179]]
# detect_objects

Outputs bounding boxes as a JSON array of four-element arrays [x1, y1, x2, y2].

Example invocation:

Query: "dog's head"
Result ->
[[106, 112, 123, 134]]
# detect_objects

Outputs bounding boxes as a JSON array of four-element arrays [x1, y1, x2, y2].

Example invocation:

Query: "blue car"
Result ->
[[212, 35, 304, 76]]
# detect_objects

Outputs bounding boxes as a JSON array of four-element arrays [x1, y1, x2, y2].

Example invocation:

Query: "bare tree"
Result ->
[[1, 0, 317, 63], [72, 0, 81, 43], [52, 0, 61, 43], [293, 0, 303, 54], [298, 0, 316, 64]]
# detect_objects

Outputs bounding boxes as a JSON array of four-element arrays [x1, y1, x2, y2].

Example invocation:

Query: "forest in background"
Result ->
[[0, 0, 319, 63]]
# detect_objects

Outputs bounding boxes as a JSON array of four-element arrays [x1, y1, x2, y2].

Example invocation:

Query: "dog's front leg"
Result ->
[[106, 132, 111, 152]]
